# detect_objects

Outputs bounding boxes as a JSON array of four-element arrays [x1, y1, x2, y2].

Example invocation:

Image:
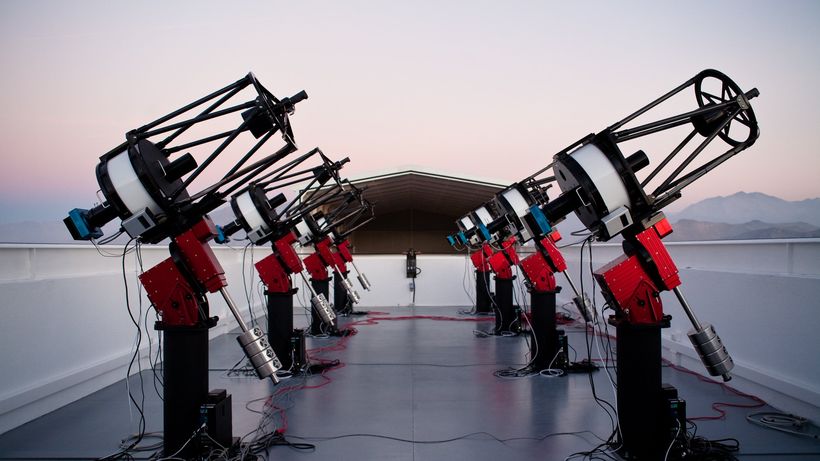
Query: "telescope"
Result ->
[[63, 73, 308, 457], [540, 69, 758, 459]]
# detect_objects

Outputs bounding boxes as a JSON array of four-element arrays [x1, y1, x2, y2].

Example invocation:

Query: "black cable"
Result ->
[[143, 300, 164, 402], [122, 239, 146, 445], [481, 250, 499, 313], [242, 241, 259, 328], [586, 237, 618, 386], [459, 250, 477, 313], [288, 429, 605, 446], [470, 265, 501, 332], [578, 236, 619, 443], [136, 245, 164, 403], [224, 354, 255, 377], [730, 453, 820, 457], [587, 240, 618, 391], [681, 420, 741, 460], [564, 439, 621, 460], [90, 230, 126, 255], [494, 366, 539, 378], [243, 431, 316, 455], [342, 362, 512, 368], [0, 458, 150, 460], [96, 238, 145, 461], [118, 432, 163, 453]]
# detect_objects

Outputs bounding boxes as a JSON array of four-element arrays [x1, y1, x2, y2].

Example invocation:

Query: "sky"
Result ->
[[1, 0, 819, 224]]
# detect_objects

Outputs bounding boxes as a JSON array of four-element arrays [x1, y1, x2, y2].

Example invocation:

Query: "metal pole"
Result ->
[[672, 286, 703, 331], [561, 271, 580, 297], [219, 287, 250, 332]]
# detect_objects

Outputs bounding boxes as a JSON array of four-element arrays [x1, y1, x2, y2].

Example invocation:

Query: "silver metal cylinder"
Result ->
[[351, 261, 371, 291], [688, 323, 734, 381], [342, 277, 361, 304], [236, 327, 282, 383], [221, 287, 281, 383], [357, 273, 372, 291], [312, 293, 337, 326]]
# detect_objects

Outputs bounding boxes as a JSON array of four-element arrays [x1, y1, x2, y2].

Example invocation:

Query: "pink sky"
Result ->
[[1, 1, 819, 223]]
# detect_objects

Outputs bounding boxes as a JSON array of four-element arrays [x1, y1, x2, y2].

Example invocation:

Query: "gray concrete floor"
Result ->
[[0, 306, 818, 460]]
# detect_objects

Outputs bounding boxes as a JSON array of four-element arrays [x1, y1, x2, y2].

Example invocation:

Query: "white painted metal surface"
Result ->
[[0, 239, 818, 434]]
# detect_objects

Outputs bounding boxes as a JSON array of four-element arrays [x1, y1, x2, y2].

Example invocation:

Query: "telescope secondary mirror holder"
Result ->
[[66, 72, 307, 244]]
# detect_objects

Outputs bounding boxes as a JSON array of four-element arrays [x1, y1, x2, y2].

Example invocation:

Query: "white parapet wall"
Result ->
[[553, 238, 820, 423], [0, 243, 272, 435], [0, 239, 818, 433]]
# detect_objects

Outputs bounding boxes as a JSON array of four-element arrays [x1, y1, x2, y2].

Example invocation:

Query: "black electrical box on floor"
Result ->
[[200, 389, 233, 449], [662, 383, 687, 457], [292, 329, 307, 371]]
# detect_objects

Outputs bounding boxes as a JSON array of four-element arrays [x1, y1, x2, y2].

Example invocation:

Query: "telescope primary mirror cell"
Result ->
[[554, 143, 631, 231]]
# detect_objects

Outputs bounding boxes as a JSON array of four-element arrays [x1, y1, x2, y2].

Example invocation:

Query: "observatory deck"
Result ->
[[0, 240, 818, 459]]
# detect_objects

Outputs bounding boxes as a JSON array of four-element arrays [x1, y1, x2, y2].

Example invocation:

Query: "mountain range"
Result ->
[[1, 192, 818, 244], [663, 219, 820, 241], [667, 192, 820, 227], [663, 192, 820, 241]]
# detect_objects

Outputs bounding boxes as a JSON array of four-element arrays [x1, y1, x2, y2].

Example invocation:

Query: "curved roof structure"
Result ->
[[345, 169, 506, 254]]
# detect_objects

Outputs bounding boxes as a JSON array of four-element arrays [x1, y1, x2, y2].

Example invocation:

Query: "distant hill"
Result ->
[[668, 192, 820, 227], [665, 219, 820, 242], [662, 192, 820, 241], [3, 191, 819, 244], [551, 192, 820, 242]]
